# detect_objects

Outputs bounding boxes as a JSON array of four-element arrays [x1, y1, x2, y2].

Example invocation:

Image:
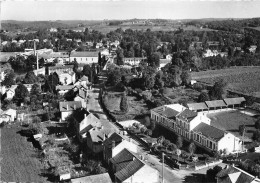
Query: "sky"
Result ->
[[1, 0, 260, 21]]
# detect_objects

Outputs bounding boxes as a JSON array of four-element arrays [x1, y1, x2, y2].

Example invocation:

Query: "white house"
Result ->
[[56, 85, 74, 95], [59, 101, 82, 121], [50, 28, 58, 32], [110, 148, 159, 183], [70, 51, 99, 64], [6, 85, 18, 99], [103, 132, 138, 164], [0, 109, 17, 123], [203, 49, 219, 57], [123, 57, 145, 66], [56, 71, 76, 85], [74, 89, 88, 108]]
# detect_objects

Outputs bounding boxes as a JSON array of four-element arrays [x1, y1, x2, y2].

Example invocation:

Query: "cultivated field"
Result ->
[[206, 109, 258, 141], [191, 67, 260, 96], [0, 126, 48, 182]]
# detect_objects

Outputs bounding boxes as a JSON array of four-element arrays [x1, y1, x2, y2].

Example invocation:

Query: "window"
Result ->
[[86, 58, 88, 61], [210, 141, 212, 149], [213, 143, 216, 150]]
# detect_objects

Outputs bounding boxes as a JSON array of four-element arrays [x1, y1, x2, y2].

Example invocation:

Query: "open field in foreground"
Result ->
[[206, 109, 258, 142], [191, 67, 260, 95], [0, 126, 48, 182]]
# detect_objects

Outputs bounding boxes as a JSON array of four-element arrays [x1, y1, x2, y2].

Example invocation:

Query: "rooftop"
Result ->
[[187, 102, 208, 111], [177, 109, 197, 122], [205, 100, 227, 108], [59, 101, 82, 112], [70, 51, 99, 57], [110, 148, 145, 182], [223, 97, 246, 106], [56, 85, 74, 91], [193, 122, 225, 141], [71, 173, 112, 183]]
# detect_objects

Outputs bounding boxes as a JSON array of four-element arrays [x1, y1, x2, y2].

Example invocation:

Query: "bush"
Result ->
[[120, 94, 128, 113], [142, 91, 152, 101]]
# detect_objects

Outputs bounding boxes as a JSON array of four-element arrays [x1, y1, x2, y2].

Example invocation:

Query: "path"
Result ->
[[87, 84, 183, 183]]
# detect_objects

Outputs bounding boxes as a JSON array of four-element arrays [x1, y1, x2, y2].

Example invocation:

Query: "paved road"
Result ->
[[88, 85, 183, 183]]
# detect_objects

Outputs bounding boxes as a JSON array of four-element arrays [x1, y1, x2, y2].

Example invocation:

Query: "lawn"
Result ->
[[191, 67, 260, 95], [164, 87, 200, 104], [103, 92, 149, 121], [206, 110, 257, 141], [0, 126, 48, 182]]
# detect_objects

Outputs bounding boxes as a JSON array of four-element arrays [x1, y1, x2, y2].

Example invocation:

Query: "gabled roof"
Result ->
[[103, 132, 124, 147], [162, 107, 180, 119], [187, 103, 208, 111], [110, 148, 145, 182], [223, 97, 246, 106], [177, 109, 197, 122], [88, 128, 113, 143], [205, 100, 227, 108], [71, 173, 112, 183], [216, 165, 257, 183], [70, 51, 99, 57], [80, 75, 89, 82], [193, 123, 225, 141], [59, 101, 82, 112]]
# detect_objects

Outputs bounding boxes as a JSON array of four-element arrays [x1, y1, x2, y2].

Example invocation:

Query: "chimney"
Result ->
[[67, 104, 69, 110], [74, 104, 76, 110], [103, 133, 106, 140], [112, 140, 115, 149], [101, 125, 103, 130], [33, 40, 36, 56]]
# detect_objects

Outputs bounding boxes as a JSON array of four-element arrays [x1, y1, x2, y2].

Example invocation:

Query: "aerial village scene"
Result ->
[[1, 1, 260, 183]]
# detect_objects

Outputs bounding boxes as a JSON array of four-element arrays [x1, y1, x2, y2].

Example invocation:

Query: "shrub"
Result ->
[[120, 94, 128, 113]]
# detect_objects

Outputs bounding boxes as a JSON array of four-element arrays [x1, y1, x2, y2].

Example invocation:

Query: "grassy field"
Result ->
[[103, 93, 149, 121], [164, 87, 200, 104], [0, 126, 48, 182], [191, 67, 260, 95], [207, 110, 258, 141]]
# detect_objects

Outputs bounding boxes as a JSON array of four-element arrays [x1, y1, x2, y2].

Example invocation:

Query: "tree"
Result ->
[[82, 64, 92, 82], [44, 73, 59, 93], [180, 70, 191, 86], [176, 135, 183, 148], [255, 119, 260, 130], [253, 130, 260, 142], [73, 59, 79, 73], [23, 71, 38, 84], [14, 83, 29, 104], [25, 55, 37, 71], [1, 69, 15, 87], [116, 49, 124, 65], [188, 142, 196, 157], [198, 92, 210, 102], [157, 136, 165, 145], [163, 139, 171, 150], [30, 83, 42, 97], [120, 94, 128, 113], [147, 52, 161, 67], [209, 79, 228, 100], [144, 115, 151, 128]]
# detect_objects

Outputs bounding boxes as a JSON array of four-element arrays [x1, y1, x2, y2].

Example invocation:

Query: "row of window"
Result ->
[[152, 112, 217, 151]]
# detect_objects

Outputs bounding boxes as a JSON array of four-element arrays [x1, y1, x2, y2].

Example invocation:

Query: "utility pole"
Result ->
[[162, 152, 164, 183]]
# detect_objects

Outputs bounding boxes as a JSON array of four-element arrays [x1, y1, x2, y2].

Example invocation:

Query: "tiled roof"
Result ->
[[163, 107, 180, 118], [205, 100, 227, 108], [216, 166, 256, 183], [177, 109, 197, 122], [223, 97, 246, 106], [70, 51, 99, 57], [187, 103, 208, 111], [193, 123, 225, 141], [59, 101, 82, 112], [71, 173, 112, 183], [88, 128, 113, 143], [110, 149, 144, 182], [103, 132, 124, 147]]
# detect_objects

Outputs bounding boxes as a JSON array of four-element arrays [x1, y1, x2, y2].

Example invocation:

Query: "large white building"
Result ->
[[70, 51, 99, 64], [151, 103, 242, 153]]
